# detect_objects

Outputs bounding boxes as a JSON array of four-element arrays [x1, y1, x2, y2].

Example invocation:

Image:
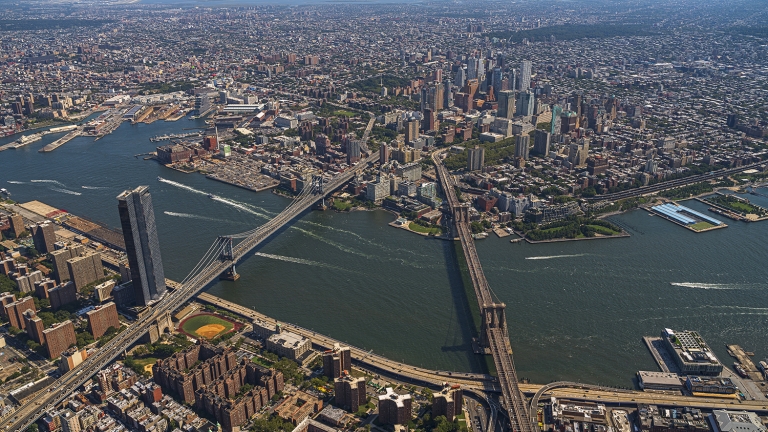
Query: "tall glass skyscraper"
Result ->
[[117, 186, 166, 306], [519, 60, 532, 91]]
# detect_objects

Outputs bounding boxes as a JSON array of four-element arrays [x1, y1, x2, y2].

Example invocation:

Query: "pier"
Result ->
[[149, 131, 202, 142], [39, 128, 81, 153]]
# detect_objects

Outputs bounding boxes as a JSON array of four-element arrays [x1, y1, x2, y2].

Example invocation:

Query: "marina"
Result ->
[[149, 131, 202, 142]]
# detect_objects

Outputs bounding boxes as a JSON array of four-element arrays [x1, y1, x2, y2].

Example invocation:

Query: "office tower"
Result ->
[[5, 296, 35, 329], [32, 222, 56, 254], [444, 80, 453, 108], [334, 373, 366, 412], [497, 90, 515, 119], [9, 213, 24, 239], [24, 310, 45, 344], [49, 281, 77, 310], [86, 302, 120, 339], [43, 320, 76, 359], [533, 130, 551, 156], [322, 344, 352, 379], [347, 140, 361, 164], [516, 91, 535, 117], [519, 60, 532, 91], [467, 146, 485, 171], [405, 119, 419, 144], [432, 384, 463, 421], [476, 58, 485, 81], [455, 67, 466, 88], [423, 109, 436, 132], [726, 113, 738, 128], [378, 388, 412, 425], [551, 105, 563, 135], [467, 57, 478, 80], [420, 86, 428, 112], [510, 70, 518, 93], [496, 53, 506, 67], [66, 252, 103, 291], [118, 186, 166, 307], [379, 144, 390, 164], [491, 68, 503, 99], [515, 135, 530, 160]]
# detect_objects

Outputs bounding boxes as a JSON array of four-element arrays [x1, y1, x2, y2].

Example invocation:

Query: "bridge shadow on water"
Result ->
[[440, 239, 491, 375]]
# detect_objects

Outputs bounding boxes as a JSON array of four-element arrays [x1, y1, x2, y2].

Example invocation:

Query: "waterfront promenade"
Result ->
[[196, 292, 768, 414]]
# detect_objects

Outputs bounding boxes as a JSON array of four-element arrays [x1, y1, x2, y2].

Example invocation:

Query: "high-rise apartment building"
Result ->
[[432, 384, 463, 421], [50, 245, 84, 283], [43, 320, 76, 359], [24, 309, 45, 344], [9, 213, 24, 239], [49, 281, 77, 310], [334, 373, 366, 412], [378, 388, 412, 425], [66, 252, 103, 291], [347, 140, 361, 164], [322, 344, 351, 379], [405, 119, 419, 144], [5, 296, 35, 329], [86, 302, 120, 339], [467, 146, 485, 171], [32, 222, 56, 254], [117, 186, 166, 306]]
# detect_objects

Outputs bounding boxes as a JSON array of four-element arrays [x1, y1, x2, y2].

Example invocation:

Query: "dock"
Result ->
[[493, 227, 511, 238], [39, 128, 81, 153], [643, 336, 681, 373], [726, 345, 764, 381]]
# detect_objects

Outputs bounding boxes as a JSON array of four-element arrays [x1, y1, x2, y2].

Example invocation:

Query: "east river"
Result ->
[[2, 117, 767, 387]]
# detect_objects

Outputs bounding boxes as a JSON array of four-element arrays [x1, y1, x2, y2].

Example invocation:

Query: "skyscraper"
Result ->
[[117, 186, 166, 307], [467, 57, 478, 80], [491, 68, 503, 99], [516, 91, 535, 117], [519, 60, 532, 91], [533, 129, 551, 156], [497, 90, 515, 119], [467, 146, 485, 171], [515, 135, 530, 160], [455, 67, 466, 88], [32, 222, 56, 254], [551, 105, 563, 135]]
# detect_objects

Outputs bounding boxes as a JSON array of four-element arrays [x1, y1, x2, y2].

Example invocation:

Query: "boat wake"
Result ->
[[157, 177, 207, 196], [7, 181, 25, 184], [670, 282, 751, 290], [525, 254, 586, 260], [254, 252, 356, 273], [82, 185, 108, 190], [211, 196, 270, 219], [31, 179, 68, 187], [51, 187, 82, 196], [163, 211, 229, 223]]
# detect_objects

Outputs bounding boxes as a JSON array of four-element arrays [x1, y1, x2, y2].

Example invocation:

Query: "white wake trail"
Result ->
[[525, 254, 586, 260]]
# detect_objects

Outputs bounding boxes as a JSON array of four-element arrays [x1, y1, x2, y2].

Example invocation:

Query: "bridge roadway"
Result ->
[[196, 293, 768, 415], [585, 162, 763, 202], [4, 149, 378, 432], [432, 149, 534, 432]]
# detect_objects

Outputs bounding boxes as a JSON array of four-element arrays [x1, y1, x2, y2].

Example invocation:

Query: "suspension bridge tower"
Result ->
[[219, 236, 240, 281]]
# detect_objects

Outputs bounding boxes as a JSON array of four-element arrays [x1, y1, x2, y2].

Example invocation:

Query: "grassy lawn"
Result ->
[[333, 200, 353, 211], [251, 356, 274, 368], [586, 225, 621, 235], [133, 357, 158, 373], [690, 222, 715, 231], [181, 314, 234, 340], [408, 222, 442, 235]]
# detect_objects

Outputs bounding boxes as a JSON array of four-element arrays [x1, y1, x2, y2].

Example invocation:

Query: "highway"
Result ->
[[432, 149, 534, 432], [3, 120, 378, 432], [584, 162, 763, 202]]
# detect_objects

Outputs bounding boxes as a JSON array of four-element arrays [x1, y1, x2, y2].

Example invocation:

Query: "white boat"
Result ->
[[0, 188, 9, 195]]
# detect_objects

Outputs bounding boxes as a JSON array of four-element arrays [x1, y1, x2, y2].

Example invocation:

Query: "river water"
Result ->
[[2, 117, 767, 387]]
